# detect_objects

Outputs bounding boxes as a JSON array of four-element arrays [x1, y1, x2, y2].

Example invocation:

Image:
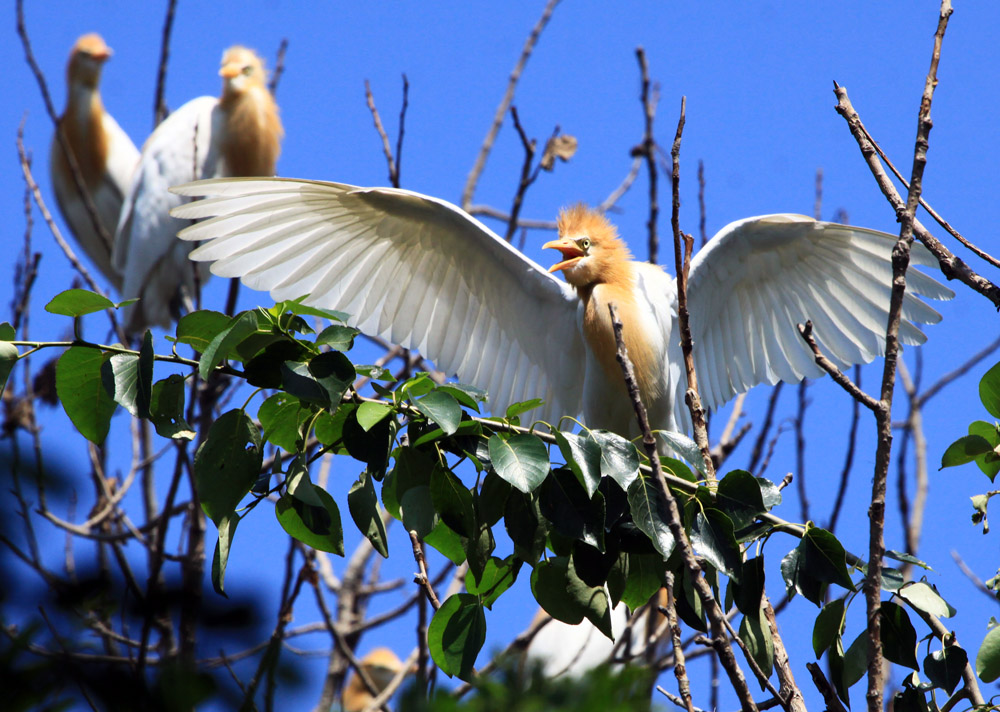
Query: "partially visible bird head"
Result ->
[[67, 33, 112, 88], [219, 46, 268, 96], [361, 647, 408, 689], [544, 205, 633, 288]]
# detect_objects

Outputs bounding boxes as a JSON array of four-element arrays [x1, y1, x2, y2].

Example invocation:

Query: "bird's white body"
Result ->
[[115, 96, 224, 329], [171, 178, 952, 439], [50, 34, 140, 290], [115, 47, 282, 332]]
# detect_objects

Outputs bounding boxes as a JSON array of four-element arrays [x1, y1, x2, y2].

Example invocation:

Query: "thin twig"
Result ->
[[663, 573, 695, 712], [797, 322, 878, 411], [268, 39, 289, 95], [153, 0, 178, 126], [461, 0, 560, 209], [667, 97, 714, 480], [408, 530, 441, 609], [609, 303, 757, 712], [635, 47, 660, 264], [827, 366, 861, 533], [365, 80, 399, 187], [598, 156, 643, 213]]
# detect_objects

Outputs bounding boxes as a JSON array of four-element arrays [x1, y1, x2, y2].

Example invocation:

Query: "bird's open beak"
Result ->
[[93, 46, 112, 61], [543, 237, 584, 273], [219, 63, 241, 79]]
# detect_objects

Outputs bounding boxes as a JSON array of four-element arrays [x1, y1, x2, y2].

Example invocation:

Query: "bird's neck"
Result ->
[[58, 83, 108, 187], [579, 267, 661, 406], [219, 86, 282, 177]]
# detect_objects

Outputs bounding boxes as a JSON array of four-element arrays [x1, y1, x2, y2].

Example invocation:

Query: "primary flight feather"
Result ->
[[171, 177, 952, 439]]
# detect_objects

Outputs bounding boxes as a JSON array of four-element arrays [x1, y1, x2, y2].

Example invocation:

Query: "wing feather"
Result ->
[[172, 178, 585, 421], [686, 214, 952, 416]]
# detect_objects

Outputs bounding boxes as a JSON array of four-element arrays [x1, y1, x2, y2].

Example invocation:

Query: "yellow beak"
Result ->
[[219, 63, 241, 79], [543, 237, 584, 273]]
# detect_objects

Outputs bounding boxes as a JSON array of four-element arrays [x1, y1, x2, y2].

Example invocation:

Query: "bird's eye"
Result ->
[[578, 237, 591, 251], [241, 65, 253, 76]]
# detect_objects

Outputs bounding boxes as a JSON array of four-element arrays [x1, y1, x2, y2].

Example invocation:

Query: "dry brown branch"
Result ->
[[863, 6, 952, 709], [408, 530, 441, 610], [269, 39, 290, 95], [598, 156, 642, 213], [833, 96, 1000, 307], [461, 0, 560, 209], [663, 572, 695, 712], [466, 204, 557, 230], [667, 97, 715, 480], [635, 47, 660, 264], [805, 662, 848, 712], [827, 365, 861, 534], [797, 322, 878, 411], [897, 359, 928, 564], [950, 550, 1000, 606], [609, 303, 758, 712], [764, 599, 807, 712], [365, 79, 401, 188], [697, 160, 707, 248], [747, 384, 783, 473], [153, 0, 178, 126], [794, 381, 810, 522]]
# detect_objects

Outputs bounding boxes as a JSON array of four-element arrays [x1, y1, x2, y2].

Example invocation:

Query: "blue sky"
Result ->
[[5, 1, 1000, 709]]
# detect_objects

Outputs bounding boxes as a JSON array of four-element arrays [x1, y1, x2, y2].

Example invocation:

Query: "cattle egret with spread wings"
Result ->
[[50, 33, 140, 290], [171, 178, 953, 440], [114, 46, 283, 332]]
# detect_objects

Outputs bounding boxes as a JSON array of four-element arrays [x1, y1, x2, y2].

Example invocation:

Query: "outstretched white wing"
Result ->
[[686, 214, 953, 415], [172, 177, 585, 425]]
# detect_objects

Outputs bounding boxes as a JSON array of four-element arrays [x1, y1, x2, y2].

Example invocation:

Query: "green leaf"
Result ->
[[175, 310, 232, 353], [106, 332, 153, 419], [343, 407, 395, 478], [56, 345, 117, 444], [923, 645, 967, 694], [739, 606, 774, 685], [465, 556, 518, 609], [539, 468, 605, 551], [258, 393, 310, 452], [980, 361, 1000, 418], [940, 434, 995, 469], [897, 582, 954, 618], [590, 429, 640, 492], [193, 409, 263, 527], [274, 298, 349, 323], [968, 421, 1000, 480], [812, 598, 846, 658], [716, 470, 767, 531], [504, 490, 546, 565], [885, 550, 933, 571], [436, 383, 487, 412], [0, 322, 15, 340], [505, 398, 544, 420], [879, 601, 918, 670], [553, 430, 602, 498], [211, 513, 238, 596], [314, 403, 353, 448], [199, 311, 260, 378], [430, 465, 476, 538], [356, 401, 393, 432], [306, 350, 355, 407], [275, 486, 344, 555], [627, 475, 675, 560], [150, 374, 195, 440], [0, 342, 19, 396], [347, 471, 389, 558], [530, 555, 612, 639], [976, 625, 1000, 683], [464, 519, 495, 585], [782, 527, 854, 605], [45, 288, 116, 317], [842, 630, 869, 691], [428, 593, 486, 681], [489, 434, 549, 494], [617, 552, 665, 610], [315, 324, 360, 351], [690, 509, 741, 579], [732, 556, 765, 616], [414, 390, 462, 436], [425, 520, 467, 565]]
